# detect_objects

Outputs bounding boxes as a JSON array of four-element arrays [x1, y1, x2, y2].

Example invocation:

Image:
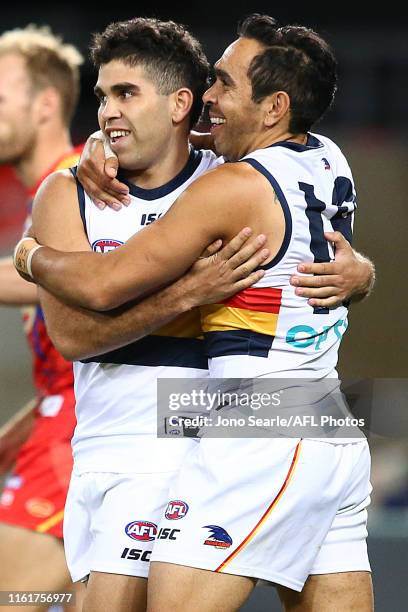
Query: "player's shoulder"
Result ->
[[183, 162, 266, 213], [36, 168, 76, 195], [188, 158, 264, 201], [311, 132, 353, 176], [32, 169, 78, 216], [194, 157, 262, 181]]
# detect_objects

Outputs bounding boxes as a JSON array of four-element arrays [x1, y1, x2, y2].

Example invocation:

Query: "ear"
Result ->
[[263, 91, 290, 128], [170, 88, 194, 125], [33, 87, 61, 125]]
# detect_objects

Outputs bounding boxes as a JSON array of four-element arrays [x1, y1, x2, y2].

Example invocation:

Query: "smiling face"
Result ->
[[95, 59, 176, 173], [203, 37, 270, 161], [0, 53, 39, 164]]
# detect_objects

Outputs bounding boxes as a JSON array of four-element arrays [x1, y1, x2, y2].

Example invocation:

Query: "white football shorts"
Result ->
[[151, 437, 371, 591], [64, 470, 180, 582]]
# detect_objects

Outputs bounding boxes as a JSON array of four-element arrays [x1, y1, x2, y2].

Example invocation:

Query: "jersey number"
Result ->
[[299, 177, 355, 314], [140, 212, 162, 225]]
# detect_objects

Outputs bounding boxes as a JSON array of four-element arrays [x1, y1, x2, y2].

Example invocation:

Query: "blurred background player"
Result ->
[[0, 25, 84, 610]]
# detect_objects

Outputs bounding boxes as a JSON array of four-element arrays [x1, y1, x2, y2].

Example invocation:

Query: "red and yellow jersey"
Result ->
[[27, 146, 84, 200], [23, 144, 83, 397], [201, 287, 283, 358], [0, 165, 27, 248]]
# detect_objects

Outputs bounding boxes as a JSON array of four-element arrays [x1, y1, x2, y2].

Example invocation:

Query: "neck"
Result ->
[[255, 127, 308, 152], [14, 125, 72, 189], [124, 132, 191, 190]]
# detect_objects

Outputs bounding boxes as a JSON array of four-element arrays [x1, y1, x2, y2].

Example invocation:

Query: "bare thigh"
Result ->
[[82, 571, 148, 612], [0, 523, 77, 612], [65, 581, 86, 612], [147, 561, 256, 612], [277, 571, 374, 612]]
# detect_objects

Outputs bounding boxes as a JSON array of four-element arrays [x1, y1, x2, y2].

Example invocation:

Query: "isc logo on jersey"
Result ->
[[165, 500, 189, 520], [92, 239, 124, 253], [125, 520, 158, 542]]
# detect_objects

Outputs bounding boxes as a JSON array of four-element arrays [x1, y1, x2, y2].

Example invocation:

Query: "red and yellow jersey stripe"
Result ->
[[154, 308, 203, 340], [201, 287, 282, 358]]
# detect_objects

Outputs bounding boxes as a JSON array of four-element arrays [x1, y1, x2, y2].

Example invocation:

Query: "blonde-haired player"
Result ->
[[0, 24, 83, 611]]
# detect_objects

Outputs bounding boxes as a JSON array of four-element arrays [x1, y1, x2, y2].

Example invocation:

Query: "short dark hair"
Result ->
[[237, 14, 338, 133], [90, 17, 210, 128]]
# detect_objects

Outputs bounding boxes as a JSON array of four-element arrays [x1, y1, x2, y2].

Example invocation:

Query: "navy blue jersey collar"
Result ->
[[117, 148, 203, 201], [268, 133, 323, 152]]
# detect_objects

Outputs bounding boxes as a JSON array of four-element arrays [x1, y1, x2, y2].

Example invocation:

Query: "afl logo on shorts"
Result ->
[[125, 520, 157, 542], [165, 500, 189, 520], [92, 239, 124, 253]]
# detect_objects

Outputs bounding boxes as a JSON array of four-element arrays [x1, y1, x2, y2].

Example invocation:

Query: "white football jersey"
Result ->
[[72, 148, 221, 472], [201, 133, 356, 379]]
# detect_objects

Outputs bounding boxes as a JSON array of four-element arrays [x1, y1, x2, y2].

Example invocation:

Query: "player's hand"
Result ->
[[76, 131, 130, 211], [290, 231, 375, 308], [189, 130, 215, 152], [180, 228, 269, 307]]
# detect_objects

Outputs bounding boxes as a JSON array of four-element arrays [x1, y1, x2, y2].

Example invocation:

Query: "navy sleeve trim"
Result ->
[[70, 166, 87, 235], [240, 158, 292, 270]]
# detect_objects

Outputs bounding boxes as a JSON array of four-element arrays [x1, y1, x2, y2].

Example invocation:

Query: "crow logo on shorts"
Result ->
[[203, 525, 233, 549], [125, 520, 157, 542], [165, 500, 189, 520]]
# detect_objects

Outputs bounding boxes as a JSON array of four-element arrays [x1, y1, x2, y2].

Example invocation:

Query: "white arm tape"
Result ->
[[13, 237, 37, 262], [89, 130, 116, 159], [13, 237, 42, 279], [13, 238, 43, 279], [26, 244, 44, 279]]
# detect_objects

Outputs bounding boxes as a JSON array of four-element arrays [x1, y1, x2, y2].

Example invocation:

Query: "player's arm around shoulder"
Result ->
[[156, 160, 267, 246], [65, 161, 263, 309], [19, 162, 262, 312]]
